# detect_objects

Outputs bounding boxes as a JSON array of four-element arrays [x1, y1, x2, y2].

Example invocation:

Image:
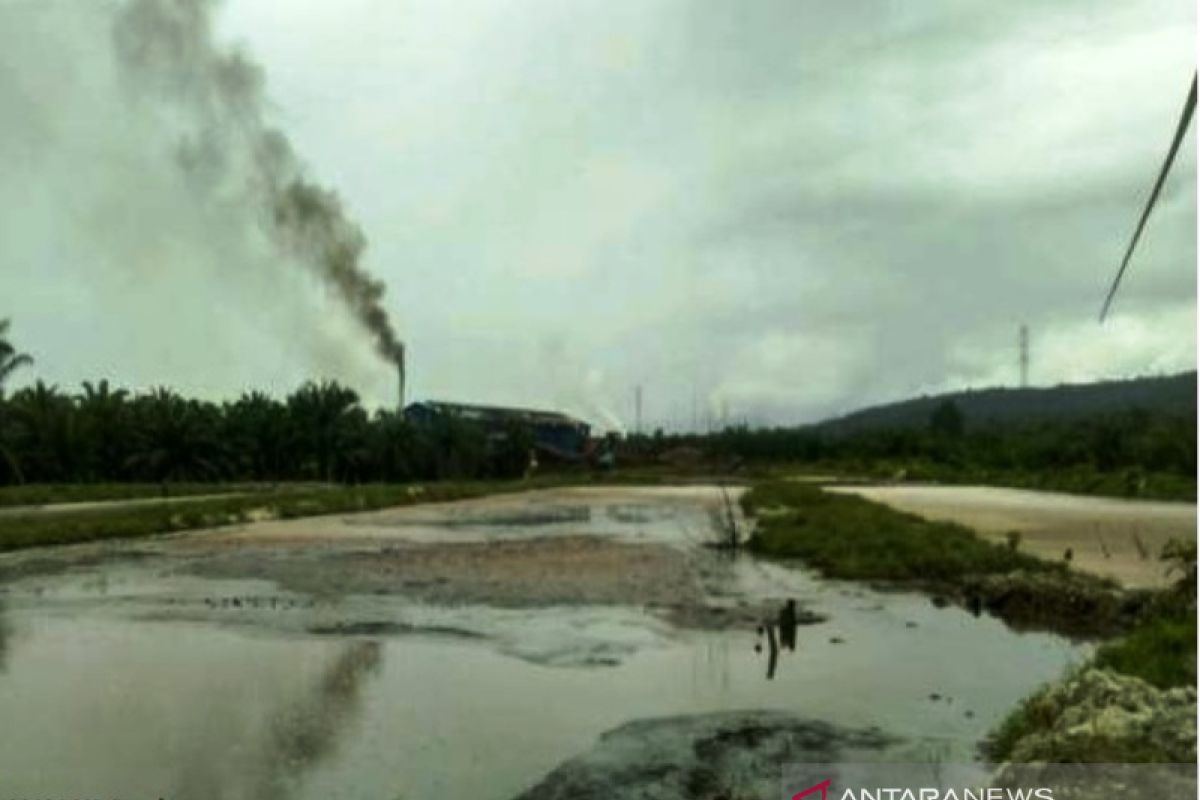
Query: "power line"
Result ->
[[1099, 73, 1197, 322]]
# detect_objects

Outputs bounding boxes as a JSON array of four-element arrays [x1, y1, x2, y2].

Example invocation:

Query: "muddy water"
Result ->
[[0, 486, 1087, 800]]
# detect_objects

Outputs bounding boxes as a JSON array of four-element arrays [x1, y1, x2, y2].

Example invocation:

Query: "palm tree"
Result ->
[[0, 319, 33, 482], [0, 319, 32, 392], [8, 381, 78, 482], [125, 389, 226, 484], [78, 380, 131, 481], [286, 381, 360, 481], [370, 409, 425, 482], [224, 391, 291, 480]]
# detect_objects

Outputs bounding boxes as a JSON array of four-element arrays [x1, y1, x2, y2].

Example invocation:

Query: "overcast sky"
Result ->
[[0, 0, 1195, 430]]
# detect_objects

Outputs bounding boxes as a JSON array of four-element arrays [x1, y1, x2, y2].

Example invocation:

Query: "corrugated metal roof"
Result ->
[[406, 401, 588, 428]]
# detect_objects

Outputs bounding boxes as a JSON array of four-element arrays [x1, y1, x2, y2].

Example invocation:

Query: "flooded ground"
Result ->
[[0, 486, 1087, 800], [828, 484, 1196, 588]]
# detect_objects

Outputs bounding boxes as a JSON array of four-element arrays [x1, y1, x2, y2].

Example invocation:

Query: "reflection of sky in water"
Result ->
[[0, 619, 383, 800], [0, 487, 1090, 800], [0, 588, 1087, 800], [334, 487, 731, 548]]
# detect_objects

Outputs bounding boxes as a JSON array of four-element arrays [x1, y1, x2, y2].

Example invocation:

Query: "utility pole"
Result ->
[[1019, 325, 1029, 388]]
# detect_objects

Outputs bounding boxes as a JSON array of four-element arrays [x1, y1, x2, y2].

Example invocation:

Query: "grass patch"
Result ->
[[1094, 613, 1197, 690], [0, 470, 716, 552], [0, 478, 579, 552], [983, 673, 1183, 763], [743, 480, 1054, 582], [0, 482, 292, 508], [984, 546, 1196, 764]]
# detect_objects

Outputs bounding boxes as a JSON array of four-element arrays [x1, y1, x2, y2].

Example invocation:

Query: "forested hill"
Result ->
[[815, 371, 1197, 435]]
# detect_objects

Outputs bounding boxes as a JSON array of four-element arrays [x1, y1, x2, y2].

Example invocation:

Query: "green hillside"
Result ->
[[815, 372, 1196, 436]]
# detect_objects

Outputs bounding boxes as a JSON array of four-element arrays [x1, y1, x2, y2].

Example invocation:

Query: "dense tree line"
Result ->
[[703, 399, 1196, 479], [0, 321, 531, 485], [1, 317, 1193, 488], [0, 379, 537, 484]]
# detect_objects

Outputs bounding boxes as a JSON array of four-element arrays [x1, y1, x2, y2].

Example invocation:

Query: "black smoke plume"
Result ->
[[112, 0, 404, 365]]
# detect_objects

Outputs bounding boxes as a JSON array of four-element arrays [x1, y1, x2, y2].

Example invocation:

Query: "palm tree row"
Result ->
[[0, 320, 526, 484]]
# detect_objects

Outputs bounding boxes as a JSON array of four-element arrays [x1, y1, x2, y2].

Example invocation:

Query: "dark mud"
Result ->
[[956, 570, 1150, 638], [185, 535, 705, 609], [180, 535, 826, 632], [512, 710, 893, 800], [306, 620, 486, 638]]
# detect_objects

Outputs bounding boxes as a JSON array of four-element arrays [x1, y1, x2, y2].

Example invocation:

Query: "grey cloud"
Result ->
[[0, 0, 1193, 429]]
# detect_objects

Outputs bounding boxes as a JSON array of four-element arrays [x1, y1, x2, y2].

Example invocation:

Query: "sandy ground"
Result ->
[[185, 485, 793, 628], [0, 485, 787, 631], [829, 484, 1196, 589], [194, 485, 741, 546], [187, 534, 707, 612]]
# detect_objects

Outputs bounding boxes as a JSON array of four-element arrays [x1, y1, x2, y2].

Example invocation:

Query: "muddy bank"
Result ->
[[188, 535, 703, 607], [954, 570, 1149, 638], [512, 711, 893, 800], [182, 534, 824, 632], [745, 481, 1142, 639]]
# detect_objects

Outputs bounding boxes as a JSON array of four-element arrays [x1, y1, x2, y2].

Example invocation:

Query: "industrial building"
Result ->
[[403, 401, 591, 458]]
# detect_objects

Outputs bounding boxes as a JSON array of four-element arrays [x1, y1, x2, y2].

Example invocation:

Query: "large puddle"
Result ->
[[0, 486, 1088, 800]]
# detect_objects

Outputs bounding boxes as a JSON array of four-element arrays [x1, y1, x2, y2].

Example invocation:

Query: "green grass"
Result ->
[[0, 478, 578, 552], [743, 480, 1054, 582], [0, 470, 718, 553], [986, 612, 1196, 763], [0, 482, 291, 508], [984, 557, 1196, 762], [1094, 613, 1197, 690], [983, 671, 1180, 763]]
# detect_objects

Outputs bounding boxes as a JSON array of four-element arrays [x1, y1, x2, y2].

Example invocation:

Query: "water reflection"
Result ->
[[0, 485, 1093, 800], [446, 506, 592, 528], [168, 640, 383, 800], [258, 641, 382, 798], [754, 599, 801, 680], [0, 601, 8, 673]]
